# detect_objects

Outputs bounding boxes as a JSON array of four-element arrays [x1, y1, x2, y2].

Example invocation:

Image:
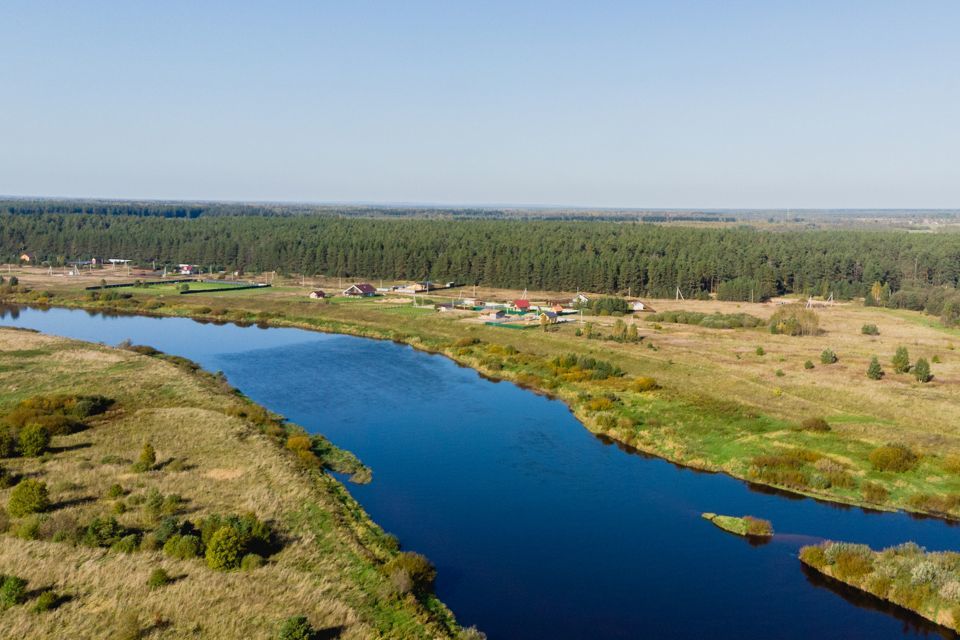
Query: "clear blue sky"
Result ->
[[2, 1, 958, 208]]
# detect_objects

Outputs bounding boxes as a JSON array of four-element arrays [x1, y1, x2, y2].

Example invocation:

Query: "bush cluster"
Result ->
[[645, 310, 762, 329], [869, 444, 919, 473], [861, 323, 880, 336], [769, 305, 819, 336], [549, 354, 624, 380], [8, 479, 50, 517], [384, 552, 437, 596]]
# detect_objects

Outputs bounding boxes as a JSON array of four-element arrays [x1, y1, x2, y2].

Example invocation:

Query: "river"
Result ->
[[1, 306, 957, 639]]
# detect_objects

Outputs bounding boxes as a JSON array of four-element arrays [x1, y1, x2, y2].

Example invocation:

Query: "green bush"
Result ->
[[31, 589, 60, 613], [241, 553, 264, 571], [0, 428, 17, 457], [112, 534, 140, 554], [206, 527, 244, 570], [820, 349, 838, 364], [869, 444, 919, 472], [867, 356, 884, 380], [803, 360, 814, 370], [163, 534, 202, 560], [0, 574, 27, 609], [8, 479, 50, 517], [755, 346, 765, 356], [861, 482, 889, 504], [107, 483, 125, 499], [82, 516, 127, 547], [798, 417, 830, 432], [18, 424, 51, 457], [147, 568, 171, 589], [861, 324, 879, 336], [278, 615, 315, 640]]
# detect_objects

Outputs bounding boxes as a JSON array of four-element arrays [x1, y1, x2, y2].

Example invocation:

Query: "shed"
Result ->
[[309, 290, 326, 299]]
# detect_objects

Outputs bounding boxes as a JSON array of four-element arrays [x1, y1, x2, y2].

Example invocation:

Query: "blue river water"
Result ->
[[1, 305, 957, 639]]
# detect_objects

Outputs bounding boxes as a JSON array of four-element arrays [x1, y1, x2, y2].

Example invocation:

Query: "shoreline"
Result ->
[[2, 295, 952, 524]]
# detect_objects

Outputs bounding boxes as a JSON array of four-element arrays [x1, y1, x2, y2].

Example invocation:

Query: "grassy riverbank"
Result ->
[[0, 327, 465, 639], [3, 268, 960, 522], [800, 541, 960, 634]]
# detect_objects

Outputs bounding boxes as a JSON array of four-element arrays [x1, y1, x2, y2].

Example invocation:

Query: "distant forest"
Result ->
[[3, 211, 960, 301]]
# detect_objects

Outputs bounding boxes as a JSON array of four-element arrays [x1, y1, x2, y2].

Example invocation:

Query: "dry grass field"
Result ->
[[0, 326, 459, 639]]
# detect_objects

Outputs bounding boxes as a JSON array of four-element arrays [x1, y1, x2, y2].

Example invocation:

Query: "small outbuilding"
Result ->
[[309, 290, 327, 299], [19, 252, 34, 263]]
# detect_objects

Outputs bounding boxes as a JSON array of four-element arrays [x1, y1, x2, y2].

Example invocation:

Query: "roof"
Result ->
[[310, 290, 326, 295], [346, 283, 376, 294], [514, 299, 531, 308]]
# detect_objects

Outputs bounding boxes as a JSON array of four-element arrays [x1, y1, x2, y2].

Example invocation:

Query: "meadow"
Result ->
[[0, 326, 465, 639]]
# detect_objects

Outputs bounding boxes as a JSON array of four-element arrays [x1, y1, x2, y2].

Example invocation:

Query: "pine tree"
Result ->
[[867, 356, 884, 380], [892, 346, 910, 374], [913, 358, 932, 383]]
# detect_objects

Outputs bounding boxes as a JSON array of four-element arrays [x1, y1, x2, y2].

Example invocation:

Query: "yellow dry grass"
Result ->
[[0, 328, 457, 639]]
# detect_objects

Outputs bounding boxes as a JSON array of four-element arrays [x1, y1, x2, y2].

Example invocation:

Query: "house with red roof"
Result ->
[[513, 299, 531, 312]]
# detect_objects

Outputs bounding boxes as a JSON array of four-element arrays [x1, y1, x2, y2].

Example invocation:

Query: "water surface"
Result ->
[[2, 306, 957, 639]]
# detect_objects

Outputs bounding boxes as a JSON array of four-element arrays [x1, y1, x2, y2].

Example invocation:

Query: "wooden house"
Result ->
[[342, 283, 377, 297], [308, 290, 327, 299]]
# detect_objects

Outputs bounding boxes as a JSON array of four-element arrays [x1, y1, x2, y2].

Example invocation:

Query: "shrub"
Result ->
[[892, 346, 911, 374], [775, 369, 785, 377], [867, 356, 884, 380], [15, 515, 42, 540], [0, 464, 10, 488], [0, 428, 17, 457], [18, 424, 51, 457], [241, 553, 264, 571], [769, 305, 820, 336], [278, 615, 315, 640], [31, 589, 60, 613], [743, 516, 774, 536], [0, 574, 27, 609], [799, 545, 827, 569], [82, 516, 127, 547], [914, 358, 932, 383], [755, 346, 765, 356], [106, 483, 125, 499], [384, 552, 436, 595], [820, 349, 838, 365], [164, 534, 202, 560], [112, 534, 140, 554], [804, 360, 814, 370], [869, 444, 919, 472], [206, 527, 244, 570], [861, 324, 879, 336], [8, 479, 50, 517], [132, 442, 156, 472], [799, 417, 830, 432], [147, 568, 171, 589], [630, 377, 659, 392], [861, 482, 889, 504]]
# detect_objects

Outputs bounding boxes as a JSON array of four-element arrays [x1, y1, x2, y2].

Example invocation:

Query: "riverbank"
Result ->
[[0, 328, 465, 639], [3, 270, 960, 522], [800, 541, 960, 634]]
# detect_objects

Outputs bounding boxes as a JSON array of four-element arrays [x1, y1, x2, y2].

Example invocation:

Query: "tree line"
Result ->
[[2, 213, 960, 300]]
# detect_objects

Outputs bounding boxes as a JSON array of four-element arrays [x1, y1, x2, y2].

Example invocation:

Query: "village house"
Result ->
[[308, 290, 326, 299], [481, 309, 506, 322], [178, 264, 199, 275], [342, 283, 377, 297], [19, 252, 35, 263], [513, 299, 531, 312], [572, 293, 589, 305], [631, 301, 650, 312]]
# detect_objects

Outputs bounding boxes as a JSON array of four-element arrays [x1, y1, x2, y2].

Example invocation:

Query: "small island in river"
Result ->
[[702, 512, 774, 538]]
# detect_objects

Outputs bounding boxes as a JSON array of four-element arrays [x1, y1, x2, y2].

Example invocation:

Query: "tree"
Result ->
[[820, 349, 838, 364], [913, 357, 932, 383], [867, 356, 884, 380], [626, 323, 638, 342], [8, 479, 50, 517], [133, 442, 156, 472], [892, 346, 911, 374]]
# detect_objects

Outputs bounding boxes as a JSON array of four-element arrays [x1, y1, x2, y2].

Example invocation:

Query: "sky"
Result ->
[[1, 1, 958, 209]]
